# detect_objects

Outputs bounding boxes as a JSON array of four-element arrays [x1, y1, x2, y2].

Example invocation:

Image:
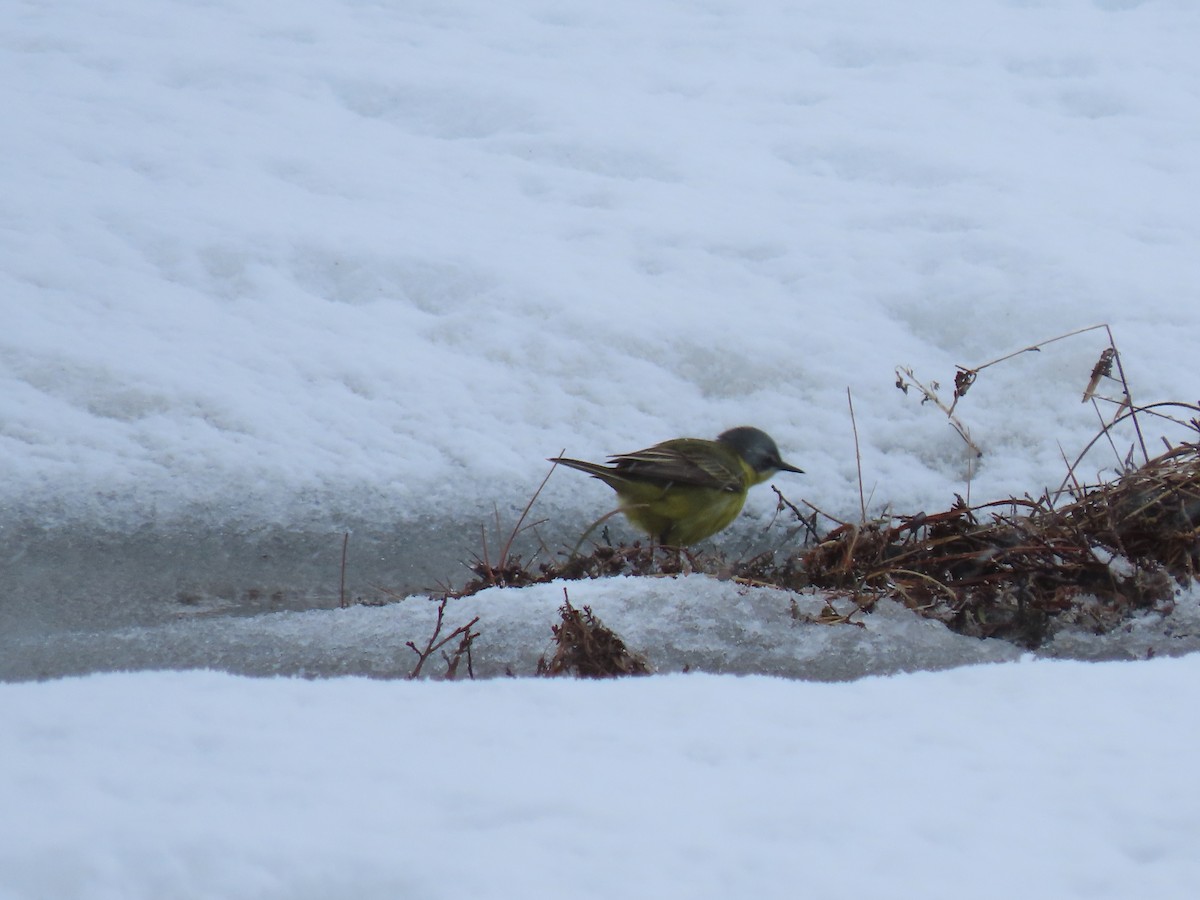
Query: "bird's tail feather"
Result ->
[[548, 456, 613, 479]]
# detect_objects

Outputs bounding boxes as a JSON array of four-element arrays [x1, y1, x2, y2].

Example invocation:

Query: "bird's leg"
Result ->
[[653, 539, 686, 575], [566, 507, 627, 561]]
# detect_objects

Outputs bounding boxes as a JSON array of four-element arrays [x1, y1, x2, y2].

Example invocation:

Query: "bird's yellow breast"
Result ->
[[609, 458, 756, 546]]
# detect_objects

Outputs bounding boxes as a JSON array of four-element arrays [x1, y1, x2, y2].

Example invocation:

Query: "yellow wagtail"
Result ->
[[551, 426, 803, 547]]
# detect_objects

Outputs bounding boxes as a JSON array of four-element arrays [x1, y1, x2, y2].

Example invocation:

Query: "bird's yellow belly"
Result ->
[[613, 482, 748, 546]]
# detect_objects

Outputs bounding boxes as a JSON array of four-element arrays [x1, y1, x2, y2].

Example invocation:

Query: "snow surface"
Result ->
[[5, 0, 1200, 532], [4, 659, 1200, 899], [0, 578, 1029, 682], [5, 0, 1200, 894]]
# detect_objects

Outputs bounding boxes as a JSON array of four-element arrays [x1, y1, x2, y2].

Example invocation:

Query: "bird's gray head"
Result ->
[[717, 426, 804, 476]]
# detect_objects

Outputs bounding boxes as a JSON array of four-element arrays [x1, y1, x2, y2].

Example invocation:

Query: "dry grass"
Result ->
[[800, 443, 1199, 647], [435, 440, 1199, 652], [416, 328, 1200, 665], [537, 590, 651, 678]]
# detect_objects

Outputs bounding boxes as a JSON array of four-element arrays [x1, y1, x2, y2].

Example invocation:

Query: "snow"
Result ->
[[6, 0, 1200, 533], [0, 578, 1033, 682], [4, 660, 1200, 899], [4, 0, 1200, 895]]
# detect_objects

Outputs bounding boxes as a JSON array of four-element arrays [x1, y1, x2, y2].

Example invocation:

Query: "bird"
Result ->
[[550, 426, 803, 547]]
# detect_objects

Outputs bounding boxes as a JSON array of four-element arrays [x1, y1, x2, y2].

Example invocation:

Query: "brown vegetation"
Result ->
[[394, 328, 1200, 673], [537, 590, 651, 678], [801, 443, 1198, 647]]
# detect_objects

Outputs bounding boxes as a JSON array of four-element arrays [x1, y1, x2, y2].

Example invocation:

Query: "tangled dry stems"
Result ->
[[427, 335, 1200, 668], [802, 442, 1200, 647], [439, 438, 1200, 660], [537, 591, 651, 678]]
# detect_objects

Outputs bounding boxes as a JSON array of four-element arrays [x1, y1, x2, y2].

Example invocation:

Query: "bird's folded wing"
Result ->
[[609, 445, 743, 492]]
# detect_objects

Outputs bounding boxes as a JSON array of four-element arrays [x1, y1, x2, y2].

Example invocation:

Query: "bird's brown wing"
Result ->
[[609, 440, 744, 492]]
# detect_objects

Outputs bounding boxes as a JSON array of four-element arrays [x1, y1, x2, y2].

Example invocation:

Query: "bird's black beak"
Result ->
[[775, 459, 804, 474]]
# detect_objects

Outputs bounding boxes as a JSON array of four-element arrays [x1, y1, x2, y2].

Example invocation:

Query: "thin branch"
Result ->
[[339, 532, 349, 609], [895, 366, 982, 457], [966, 322, 1112, 374], [847, 387, 867, 523], [1052, 401, 1200, 503], [406, 597, 482, 679], [1102, 323, 1148, 465]]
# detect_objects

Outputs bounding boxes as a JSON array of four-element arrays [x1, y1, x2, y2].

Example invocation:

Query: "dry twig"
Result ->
[[801, 442, 1200, 646], [406, 597, 481, 679], [537, 588, 650, 677]]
